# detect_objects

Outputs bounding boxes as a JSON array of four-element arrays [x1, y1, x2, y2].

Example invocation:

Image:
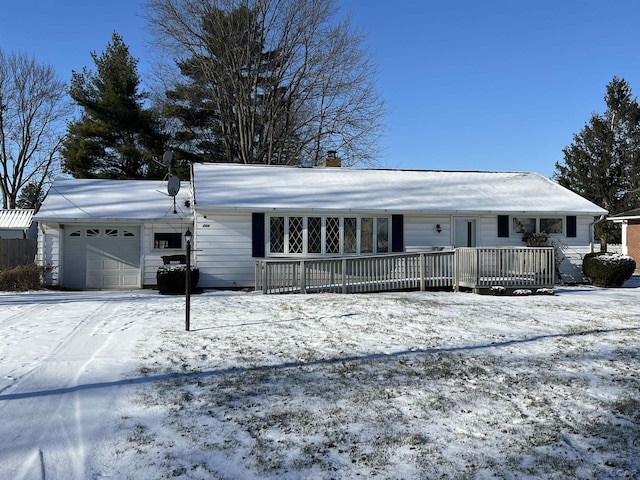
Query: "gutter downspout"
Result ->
[[589, 214, 607, 253]]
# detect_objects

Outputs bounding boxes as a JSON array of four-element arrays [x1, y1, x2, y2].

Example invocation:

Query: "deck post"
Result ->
[[300, 260, 306, 294], [342, 258, 347, 294], [419, 253, 425, 291], [453, 250, 458, 291], [262, 261, 268, 294]]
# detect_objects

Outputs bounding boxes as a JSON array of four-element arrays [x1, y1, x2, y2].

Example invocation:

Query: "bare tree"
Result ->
[[0, 50, 70, 209], [145, 0, 385, 166]]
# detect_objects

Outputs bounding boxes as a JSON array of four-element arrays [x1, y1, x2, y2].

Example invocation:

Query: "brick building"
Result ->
[[609, 208, 640, 270]]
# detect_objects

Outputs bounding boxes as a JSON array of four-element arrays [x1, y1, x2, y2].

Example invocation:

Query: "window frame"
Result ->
[[539, 217, 563, 235], [511, 216, 564, 236], [153, 232, 182, 250]]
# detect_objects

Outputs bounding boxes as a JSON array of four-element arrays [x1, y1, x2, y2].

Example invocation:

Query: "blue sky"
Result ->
[[2, 1, 640, 178]]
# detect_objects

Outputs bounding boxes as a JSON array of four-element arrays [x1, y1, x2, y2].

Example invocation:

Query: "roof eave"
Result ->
[[193, 205, 608, 216]]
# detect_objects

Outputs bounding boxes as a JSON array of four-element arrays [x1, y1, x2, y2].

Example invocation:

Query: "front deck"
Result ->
[[255, 247, 555, 294]]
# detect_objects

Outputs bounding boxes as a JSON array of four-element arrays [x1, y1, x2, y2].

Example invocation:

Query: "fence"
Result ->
[[0, 239, 37, 270]]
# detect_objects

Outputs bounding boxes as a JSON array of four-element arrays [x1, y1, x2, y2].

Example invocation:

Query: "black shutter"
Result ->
[[252, 213, 265, 257], [497, 215, 510, 238], [566, 215, 577, 238], [391, 214, 404, 252]]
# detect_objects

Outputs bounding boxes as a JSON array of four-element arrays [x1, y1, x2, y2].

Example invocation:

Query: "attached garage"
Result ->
[[63, 226, 141, 289], [34, 178, 193, 290]]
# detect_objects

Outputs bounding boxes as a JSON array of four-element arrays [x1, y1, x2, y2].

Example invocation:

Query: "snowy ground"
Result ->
[[1, 279, 639, 480]]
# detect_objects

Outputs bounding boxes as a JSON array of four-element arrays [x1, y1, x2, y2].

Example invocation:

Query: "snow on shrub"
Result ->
[[513, 289, 532, 296], [535, 288, 555, 295], [582, 252, 636, 287]]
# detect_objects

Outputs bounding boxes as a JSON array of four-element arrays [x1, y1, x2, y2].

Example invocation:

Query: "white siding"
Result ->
[[195, 212, 254, 288], [38, 222, 60, 286], [142, 222, 192, 287], [404, 215, 451, 250]]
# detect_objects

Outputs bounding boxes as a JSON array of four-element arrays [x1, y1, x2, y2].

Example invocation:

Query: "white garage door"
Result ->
[[63, 226, 140, 289]]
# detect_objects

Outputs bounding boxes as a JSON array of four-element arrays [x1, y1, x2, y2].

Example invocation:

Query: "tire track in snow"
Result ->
[[0, 297, 135, 480]]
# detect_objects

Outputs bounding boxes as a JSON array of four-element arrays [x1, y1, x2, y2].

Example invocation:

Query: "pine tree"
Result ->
[[148, 0, 385, 166], [62, 33, 167, 179], [16, 181, 46, 211], [163, 5, 297, 165], [554, 77, 640, 246]]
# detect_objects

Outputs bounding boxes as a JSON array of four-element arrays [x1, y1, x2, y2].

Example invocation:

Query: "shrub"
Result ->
[[156, 264, 199, 295], [582, 252, 636, 287], [0, 264, 44, 291]]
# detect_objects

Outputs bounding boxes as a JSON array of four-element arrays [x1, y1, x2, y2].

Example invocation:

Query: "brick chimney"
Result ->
[[322, 150, 342, 168]]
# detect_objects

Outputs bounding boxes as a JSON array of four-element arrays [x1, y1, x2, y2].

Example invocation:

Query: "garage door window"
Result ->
[[67, 228, 138, 238]]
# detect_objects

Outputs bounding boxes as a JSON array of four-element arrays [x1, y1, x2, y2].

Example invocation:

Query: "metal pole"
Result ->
[[185, 236, 191, 331]]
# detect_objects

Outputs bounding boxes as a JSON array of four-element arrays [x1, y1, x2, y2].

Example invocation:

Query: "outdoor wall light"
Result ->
[[436, 224, 442, 233]]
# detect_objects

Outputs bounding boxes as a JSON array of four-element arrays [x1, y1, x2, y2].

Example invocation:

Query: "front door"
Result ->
[[454, 218, 477, 247]]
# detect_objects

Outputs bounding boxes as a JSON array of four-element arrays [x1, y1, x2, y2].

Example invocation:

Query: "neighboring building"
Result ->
[[608, 208, 640, 269], [0, 209, 37, 239], [35, 163, 607, 290]]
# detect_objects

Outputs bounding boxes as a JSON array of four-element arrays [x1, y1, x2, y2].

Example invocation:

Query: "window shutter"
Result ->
[[497, 215, 509, 238], [391, 215, 404, 252], [566, 216, 577, 238], [252, 213, 265, 257]]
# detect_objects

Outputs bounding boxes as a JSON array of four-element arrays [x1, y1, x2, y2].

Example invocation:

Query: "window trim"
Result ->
[[153, 232, 183, 250], [511, 216, 564, 236]]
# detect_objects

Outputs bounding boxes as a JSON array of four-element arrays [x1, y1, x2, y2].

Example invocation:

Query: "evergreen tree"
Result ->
[[554, 77, 640, 246], [62, 33, 167, 179], [147, 0, 385, 166], [163, 5, 297, 165], [16, 181, 47, 212]]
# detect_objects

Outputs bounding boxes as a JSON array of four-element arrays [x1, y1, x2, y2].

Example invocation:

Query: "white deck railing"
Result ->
[[454, 247, 555, 291], [255, 251, 454, 294], [255, 247, 555, 294]]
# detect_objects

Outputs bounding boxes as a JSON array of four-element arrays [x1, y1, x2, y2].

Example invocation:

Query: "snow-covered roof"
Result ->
[[0, 209, 35, 229], [193, 164, 607, 215], [34, 178, 192, 222]]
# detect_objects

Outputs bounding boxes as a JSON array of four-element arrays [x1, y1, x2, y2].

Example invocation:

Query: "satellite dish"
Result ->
[[167, 174, 181, 197], [162, 151, 173, 168]]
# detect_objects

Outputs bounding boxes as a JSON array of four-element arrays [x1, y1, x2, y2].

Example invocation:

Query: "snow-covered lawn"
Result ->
[[1, 280, 639, 479]]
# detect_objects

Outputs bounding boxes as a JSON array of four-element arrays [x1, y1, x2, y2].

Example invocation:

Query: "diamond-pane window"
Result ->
[[270, 217, 285, 253], [326, 217, 340, 254], [308, 217, 322, 254], [288, 217, 303, 253], [344, 218, 357, 253]]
